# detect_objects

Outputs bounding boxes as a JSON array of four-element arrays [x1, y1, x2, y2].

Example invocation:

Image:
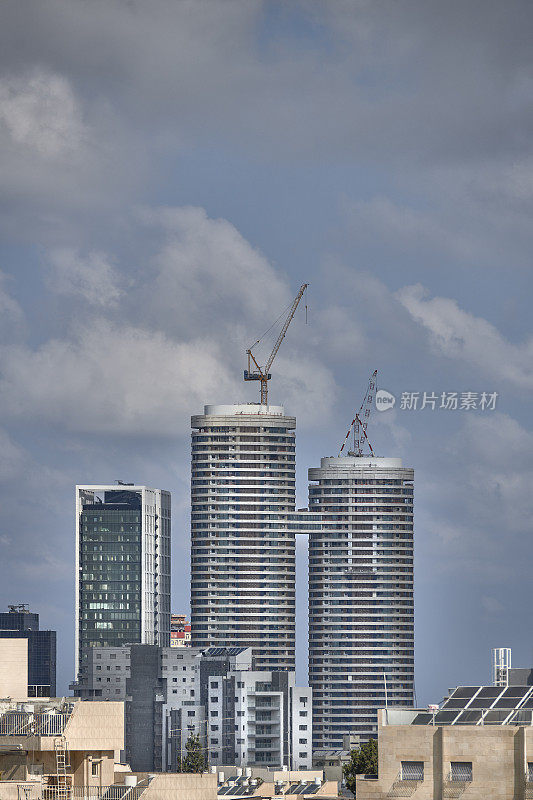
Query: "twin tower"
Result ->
[[76, 401, 414, 750], [190, 403, 415, 748]]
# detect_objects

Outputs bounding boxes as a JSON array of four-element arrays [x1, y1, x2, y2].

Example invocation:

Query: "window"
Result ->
[[450, 762, 472, 782], [211, 681, 219, 688], [299, 725, 307, 731], [187, 711, 195, 717], [299, 752, 307, 759], [299, 738, 307, 744], [528, 763, 533, 783], [91, 762, 99, 777], [299, 711, 307, 717], [401, 762, 424, 781], [211, 697, 218, 703]]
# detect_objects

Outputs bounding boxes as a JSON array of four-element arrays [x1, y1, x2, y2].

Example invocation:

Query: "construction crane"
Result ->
[[338, 369, 378, 457], [244, 283, 308, 405]]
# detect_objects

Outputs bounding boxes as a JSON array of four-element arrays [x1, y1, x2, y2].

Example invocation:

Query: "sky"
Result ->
[[0, 0, 532, 699]]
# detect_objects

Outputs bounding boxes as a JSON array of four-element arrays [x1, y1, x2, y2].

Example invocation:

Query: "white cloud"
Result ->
[[397, 284, 533, 389], [47, 248, 123, 307], [143, 206, 291, 338], [0, 70, 86, 159], [0, 319, 239, 435], [0, 271, 25, 338]]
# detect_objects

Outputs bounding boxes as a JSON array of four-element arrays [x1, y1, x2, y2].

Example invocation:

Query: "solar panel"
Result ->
[[442, 687, 478, 709], [411, 713, 433, 724], [509, 709, 533, 724], [468, 696, 500, 709], [454, 710, 483, 724], [476, 686, 503, 699], [483, 709, 512, 724], [451, 687, 479, 698], [434, 711, 459, 724]]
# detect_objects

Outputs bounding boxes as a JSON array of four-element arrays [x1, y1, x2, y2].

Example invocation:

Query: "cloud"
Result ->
[[143, 206, 291, 338], [0, 271, 25, 339], [0, 319, 239, 435], [0, 428, 26, 482], [0, 69, 86, 159], [47, 248, 123, 307], [397, 284, 533, 389]]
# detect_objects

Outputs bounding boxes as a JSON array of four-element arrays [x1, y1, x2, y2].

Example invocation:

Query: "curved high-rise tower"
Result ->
[[190, 404, 297, 671], [308, 456, 414, 748]]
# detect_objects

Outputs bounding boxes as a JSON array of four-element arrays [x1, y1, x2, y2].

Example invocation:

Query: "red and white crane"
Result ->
[[338, 369, 378, 457]]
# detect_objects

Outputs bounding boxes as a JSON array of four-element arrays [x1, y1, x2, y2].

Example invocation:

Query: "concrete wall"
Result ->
[[0, 639, 28, 698], [357, 714, 533, 800], [141, 772, 217, 800], [64, 701, 124, 753]]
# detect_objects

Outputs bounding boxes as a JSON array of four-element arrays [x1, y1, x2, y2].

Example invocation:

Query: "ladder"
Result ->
[[54, 737, 70, 800]]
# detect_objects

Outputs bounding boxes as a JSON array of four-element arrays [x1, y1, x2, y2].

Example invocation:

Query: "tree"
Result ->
[[343, 739, 378, 796], [177, 733, 206, 773]]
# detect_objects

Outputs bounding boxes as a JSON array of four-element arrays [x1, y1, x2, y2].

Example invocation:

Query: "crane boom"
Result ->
[[244, 283, 308, 405], [338, 370, 378, 457]]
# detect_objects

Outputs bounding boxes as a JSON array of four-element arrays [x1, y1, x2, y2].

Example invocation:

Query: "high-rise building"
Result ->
[[190, 404, 297, 672], [74, 484, 171, 683], [308, 456, 414, 748], [0, 604, 56, 696]]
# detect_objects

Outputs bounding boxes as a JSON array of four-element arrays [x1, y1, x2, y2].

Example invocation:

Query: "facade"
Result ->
[[74, 484, 171, 684], [190, 404, 297, 672], [71, 645, 130, 700], [0, 638, 28, 698], [308, 456, 414, 749], [0, 697, 124, 790], [0, 605, 56, 697], [171, 613, 191, 647], [357, 705, 533, 800], [123, 644, 312, 773]]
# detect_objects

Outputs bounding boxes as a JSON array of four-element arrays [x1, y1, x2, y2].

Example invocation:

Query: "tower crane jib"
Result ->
[[244, 283, 308, 405]]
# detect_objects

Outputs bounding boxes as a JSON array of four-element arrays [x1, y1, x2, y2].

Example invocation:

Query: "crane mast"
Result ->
[[338, 369, 378, 457], [244, 283, 308, 405]]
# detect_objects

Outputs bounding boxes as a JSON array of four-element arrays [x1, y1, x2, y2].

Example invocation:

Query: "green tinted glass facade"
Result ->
[[79, 503, 142, 664]]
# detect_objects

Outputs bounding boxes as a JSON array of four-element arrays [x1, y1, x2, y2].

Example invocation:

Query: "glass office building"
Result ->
[[75, 485, 171, 684]]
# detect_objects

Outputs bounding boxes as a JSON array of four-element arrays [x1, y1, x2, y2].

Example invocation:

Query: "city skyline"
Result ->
[[0, 0, 531, 715]]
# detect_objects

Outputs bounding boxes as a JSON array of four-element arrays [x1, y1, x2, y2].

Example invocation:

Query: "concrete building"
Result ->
[[356, 702, 533, 800], [0, 639, 28, 698], [190, 404, 298, 672], [0, 605, 56, 697], [71, 645, 130, 700], [122, 645, 312, 773], [74, 484, 171, 686], [0, 697, 217, 800], [171, 614, 191, 648], [308, 456, 414, 749], [0, 697, 123, 789]]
